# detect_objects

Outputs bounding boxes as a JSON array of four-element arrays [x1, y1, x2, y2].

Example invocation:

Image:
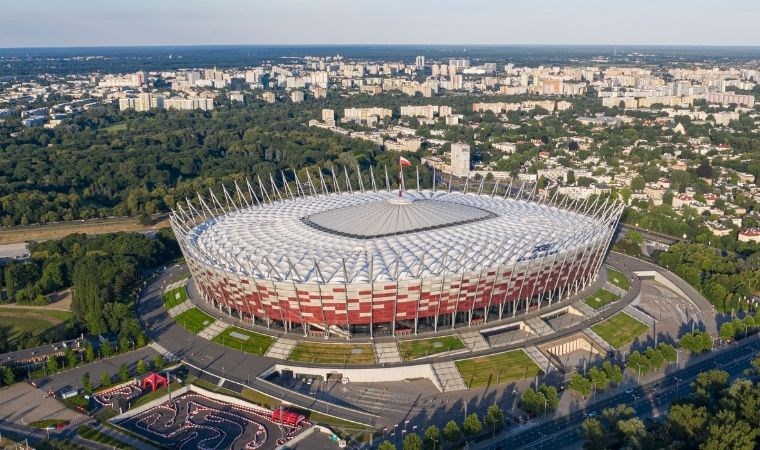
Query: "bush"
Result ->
[[462, 413, 482, 436]]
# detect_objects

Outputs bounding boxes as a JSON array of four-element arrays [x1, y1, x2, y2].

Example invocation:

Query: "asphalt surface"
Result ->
[[477, 334, 760, 450]]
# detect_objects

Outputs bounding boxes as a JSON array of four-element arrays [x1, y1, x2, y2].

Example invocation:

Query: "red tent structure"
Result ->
[[271, 409, 306, 427], [141, 372, 168, 391]]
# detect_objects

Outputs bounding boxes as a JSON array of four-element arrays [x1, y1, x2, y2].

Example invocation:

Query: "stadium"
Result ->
[[169, 166, 623, 338]]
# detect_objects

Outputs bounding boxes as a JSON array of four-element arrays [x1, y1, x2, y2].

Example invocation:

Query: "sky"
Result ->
[[2, 0, 760, 48]]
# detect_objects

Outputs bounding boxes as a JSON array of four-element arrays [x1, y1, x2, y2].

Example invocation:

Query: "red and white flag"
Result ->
[[399, 156, 412, 167]]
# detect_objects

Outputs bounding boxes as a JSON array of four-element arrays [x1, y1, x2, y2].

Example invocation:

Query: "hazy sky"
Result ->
[[2, 0, 759, 47]]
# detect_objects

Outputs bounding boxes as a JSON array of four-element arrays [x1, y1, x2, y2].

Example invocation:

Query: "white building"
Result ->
[[450, 143, 471, 178]]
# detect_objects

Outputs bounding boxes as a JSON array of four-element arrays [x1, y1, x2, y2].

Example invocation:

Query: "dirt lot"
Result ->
[[0, 218, 170, 244]]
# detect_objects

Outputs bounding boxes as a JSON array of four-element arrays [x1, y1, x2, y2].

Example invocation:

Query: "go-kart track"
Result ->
[[117, 392, 304, 450]]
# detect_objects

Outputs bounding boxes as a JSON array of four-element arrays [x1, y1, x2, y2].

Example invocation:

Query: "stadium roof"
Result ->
[[182, 190, 613, 283], [302, 197, 496, 238]]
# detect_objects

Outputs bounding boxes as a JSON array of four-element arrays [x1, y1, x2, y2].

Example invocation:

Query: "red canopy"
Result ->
[[141, 372, 168, 391]]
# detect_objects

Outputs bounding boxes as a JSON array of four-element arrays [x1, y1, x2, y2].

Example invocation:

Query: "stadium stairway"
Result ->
[[265, 337, 298, 359], [523, 346, 556, 374], [457, 330, 491, 352], [523, 317, 554, 336], [431, 361, 467, 392], [167, 300, 192, 318], [375, 342, 402, 364], [572, 301, 597, 318], [623, 305, 657, 327], [197, 321, 229, 340], [583, 328, 616, 353]]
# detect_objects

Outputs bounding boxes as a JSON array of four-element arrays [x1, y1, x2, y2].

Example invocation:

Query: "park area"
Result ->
[[0, 306, 73, 346], [455, 350, 542, 388], [591, 312, 649, 348], [607, 268, 630, 290], [175, 307, 215, 333], [583, 288, 619, 310], [397, 335, 465, 361], [288, 342, 376, 365], [163, 286, 188, 310], [212, 326, 275, 355]]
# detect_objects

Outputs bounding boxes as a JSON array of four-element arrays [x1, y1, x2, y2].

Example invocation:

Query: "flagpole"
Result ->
[[399, 166, 404, 197]]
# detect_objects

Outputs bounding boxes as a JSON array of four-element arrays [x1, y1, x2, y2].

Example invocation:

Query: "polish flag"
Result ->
[[399, 156, 412, 167]]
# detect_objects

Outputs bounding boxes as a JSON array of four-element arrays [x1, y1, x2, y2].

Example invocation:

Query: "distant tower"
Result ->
[[613, 47, 617, 57]]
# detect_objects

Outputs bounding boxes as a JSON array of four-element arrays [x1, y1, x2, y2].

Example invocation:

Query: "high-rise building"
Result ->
[[415, 56, 425, 68], [450, 143, 471, 178]]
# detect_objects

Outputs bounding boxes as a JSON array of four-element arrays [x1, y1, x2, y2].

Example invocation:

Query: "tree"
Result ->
[[81, 372, 92, 394], [668, 404, 708, 445], [485, 404, 505, 435], [520, 388, 547, 415], [462, 413, 482, 436], [378, 441, 396, 450], [616, 417, 647, 448], [402, 432, 423, 450], [538, 383, 559, 410], [47, 357, 59, 374], [423, 425, 440, 449], [119, 337, 130, 353], [118, 363, 130, 382], [602, 361, 624, 385], [569, 373, 592, 398], [720, 322, 736, 340], [100, 371, 111, 388], [581, 418, 609, 450], [630, 176, 646, 192], [84, 343, 95, 363], [588, 367, 608, 392], [658, 343, 677, 362], [101, 341, 113, 358], [136, 359, 147, 375], [65, 348, 78, 369], [152, 355, 165, 370], [442, 420, 461, 444], [3, 366, 15, 386], [645, 347, 665, 371]]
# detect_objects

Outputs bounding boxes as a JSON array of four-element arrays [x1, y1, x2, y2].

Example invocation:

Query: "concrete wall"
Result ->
[[271, 362, 439, 386]]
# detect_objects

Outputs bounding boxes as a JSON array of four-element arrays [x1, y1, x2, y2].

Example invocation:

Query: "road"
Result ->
[[477, 335, 760, 449]]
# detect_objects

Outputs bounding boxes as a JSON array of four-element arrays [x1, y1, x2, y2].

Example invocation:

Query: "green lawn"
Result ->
[[163, 286, 188, 310], [0, 307, 74, 343], [104, 122, 127, 133], [288, 342, 376, 365], [78, 426, 131, 449], [175, 307, 215, 333], [607, 268, 630, 291], [591, 312, 649, 348], [211, 326, 274, 355], [583, 288, 619, 310], [455, 350, 543, 388], [130, 382, 182, 408], [398, 335, 465, 361]]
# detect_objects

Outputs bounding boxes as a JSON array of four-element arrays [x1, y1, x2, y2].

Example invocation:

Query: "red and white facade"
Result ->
[[170, 169, 622, 338]]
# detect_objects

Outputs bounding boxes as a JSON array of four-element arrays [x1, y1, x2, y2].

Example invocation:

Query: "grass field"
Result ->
[[212, 326, 274, 355], [398, 335, 465, 361], [163, 286, 188, 310], [583, 288, 619, 310], [591, 312, 649, 348], [288, 342, 376, 365], [0, 217, 170, 244], [0, 307, 74, 342], [607, 268, 630, 291], [104, 123, 127, 133], [175, 307, 215, 333], [455, 350, 543, 388]]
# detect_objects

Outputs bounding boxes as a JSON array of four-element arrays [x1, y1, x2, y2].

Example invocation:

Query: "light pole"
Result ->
[[674, 376, 682, 397]]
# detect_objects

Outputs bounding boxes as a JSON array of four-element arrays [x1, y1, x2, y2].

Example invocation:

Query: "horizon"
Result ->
[[2, 0, 759, 48]]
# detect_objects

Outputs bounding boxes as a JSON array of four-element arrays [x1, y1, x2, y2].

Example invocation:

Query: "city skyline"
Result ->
[[2, 0, 760, 48]]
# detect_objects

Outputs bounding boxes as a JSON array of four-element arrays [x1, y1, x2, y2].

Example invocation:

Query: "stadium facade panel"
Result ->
[[171, 170, 622, 337]]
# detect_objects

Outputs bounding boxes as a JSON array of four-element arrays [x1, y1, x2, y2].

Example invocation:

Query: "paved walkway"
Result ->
[[197, 321, 228, 340], [572, 301, 596, 318], [167, 299, 192, 318], [375, 342, 402, 364], [458, 330, 490, 352], [431, 361, 467, 392], [265, 337, 298, 359]]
